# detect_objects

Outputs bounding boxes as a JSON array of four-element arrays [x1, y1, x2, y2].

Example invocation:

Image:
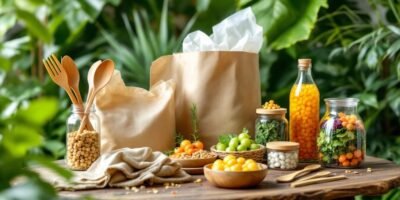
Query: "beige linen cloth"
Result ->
[[150, 51, 261, 148], [95, 70, 176, 153], [51, 147, 192, 190]]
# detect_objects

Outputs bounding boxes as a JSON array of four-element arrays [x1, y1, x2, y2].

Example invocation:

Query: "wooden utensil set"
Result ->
[[43, 54, 114, 133], [276, 164, 347, 187]]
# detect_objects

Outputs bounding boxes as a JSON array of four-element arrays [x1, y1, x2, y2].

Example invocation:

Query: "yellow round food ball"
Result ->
[[236, 157, 246, 165], [223, 155, 236, 163]]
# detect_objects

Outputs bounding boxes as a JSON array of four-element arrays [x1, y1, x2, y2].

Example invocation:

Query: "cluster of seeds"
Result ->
[[170, 150, 215, 159], [263, 100, 281, 109], [67, 130, 100, 170]]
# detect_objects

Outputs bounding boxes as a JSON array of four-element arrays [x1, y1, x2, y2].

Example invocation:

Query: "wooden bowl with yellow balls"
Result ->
[[204, 163, 268, 189]]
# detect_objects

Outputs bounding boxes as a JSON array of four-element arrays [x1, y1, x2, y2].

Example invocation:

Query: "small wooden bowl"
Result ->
[[171, 155, 217, 168], [204, 163, 268, 188], [210, 145, 266, 162]]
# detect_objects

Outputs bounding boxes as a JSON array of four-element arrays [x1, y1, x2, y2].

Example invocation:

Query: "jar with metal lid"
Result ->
[[255, 108, 288, 146], [266, 141, 299, 170], [318, 98, 366, 168], [66, 105, 101, 170]]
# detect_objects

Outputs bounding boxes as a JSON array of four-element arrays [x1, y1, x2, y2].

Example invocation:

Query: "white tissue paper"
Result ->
[[183, 7, 263, 53]]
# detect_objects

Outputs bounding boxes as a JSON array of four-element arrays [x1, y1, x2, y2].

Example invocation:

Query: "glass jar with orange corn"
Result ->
[[317, 98, 366, 168], [289, 59, 320, 162]]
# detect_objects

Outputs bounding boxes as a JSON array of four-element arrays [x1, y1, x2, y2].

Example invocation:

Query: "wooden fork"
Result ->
[[43, 54, 92, 130], [43, 54, 79, 105]]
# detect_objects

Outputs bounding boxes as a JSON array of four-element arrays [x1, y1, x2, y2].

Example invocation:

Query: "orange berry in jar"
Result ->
[[342, 160, 350, 167], [350, 158, 359, 167], [346, 152, 353, 160], [354, 150, 363, 158], [338, 155, 347, 163]]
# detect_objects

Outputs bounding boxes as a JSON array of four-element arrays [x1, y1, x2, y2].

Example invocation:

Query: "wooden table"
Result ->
[[55, 156, 400, 200]]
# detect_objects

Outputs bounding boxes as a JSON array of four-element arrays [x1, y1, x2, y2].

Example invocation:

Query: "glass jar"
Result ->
[[255, 108, 288, 145], [317, 98, 366, 168], [289, 58, 320, 162], [266, 141, 299, 170], [66, 105, 101, 170]]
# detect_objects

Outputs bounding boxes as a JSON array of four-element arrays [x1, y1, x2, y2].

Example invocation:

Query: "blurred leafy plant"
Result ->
[[98, 0, 213, 88], [239, 0, 328, 50], [0, 97, 72, 200], [310, 0, 400, 164]]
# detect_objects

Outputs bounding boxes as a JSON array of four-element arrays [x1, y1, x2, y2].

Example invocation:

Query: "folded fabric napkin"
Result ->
[[53, 147, 192, 190]]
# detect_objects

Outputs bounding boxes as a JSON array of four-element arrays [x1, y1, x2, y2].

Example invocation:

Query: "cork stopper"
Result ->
[[298, 58, 312, 69]]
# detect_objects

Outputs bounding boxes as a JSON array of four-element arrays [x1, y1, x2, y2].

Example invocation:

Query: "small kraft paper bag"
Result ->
[[95, 70, 176, 153], [150, 8, 262, 148]]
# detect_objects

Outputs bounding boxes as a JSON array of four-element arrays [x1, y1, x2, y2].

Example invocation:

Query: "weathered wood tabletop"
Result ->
[[55, 156, 400, 200]]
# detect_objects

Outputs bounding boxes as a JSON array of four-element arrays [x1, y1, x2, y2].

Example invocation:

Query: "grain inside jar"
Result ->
[[67, 130, 100, 170], [66, 105, 101, 170]]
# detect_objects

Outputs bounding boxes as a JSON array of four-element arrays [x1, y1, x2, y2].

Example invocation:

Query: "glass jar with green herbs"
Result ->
[[255, 108, 288, 146]]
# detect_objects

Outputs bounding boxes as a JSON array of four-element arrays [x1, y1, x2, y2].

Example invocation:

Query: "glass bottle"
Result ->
[[255, 108, 289, 145], [289, 58, 320, 162], [66, 105, 101, 170], [318, 98, 366, 168]]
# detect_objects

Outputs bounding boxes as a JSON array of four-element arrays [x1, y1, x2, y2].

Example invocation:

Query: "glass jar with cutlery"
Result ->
[[66, 105, 101, 170]]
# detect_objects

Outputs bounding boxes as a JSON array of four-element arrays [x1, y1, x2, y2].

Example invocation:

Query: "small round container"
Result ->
[[66, 105, 101, 170], [266, 141, 299, 170], [255, 108, 288, 145]]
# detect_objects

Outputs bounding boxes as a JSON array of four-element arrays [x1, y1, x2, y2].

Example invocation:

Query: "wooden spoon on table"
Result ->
[[78, 60, 115, 133], [276, 164, 321, 183], [61, 56, 94, 130], [290, 175, 347, 188], [293, 171, 332, 183]]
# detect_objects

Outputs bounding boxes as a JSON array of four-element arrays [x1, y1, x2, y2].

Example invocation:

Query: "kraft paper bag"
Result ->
[[150, 51, 261, 148], [95, 70, 176, 153]]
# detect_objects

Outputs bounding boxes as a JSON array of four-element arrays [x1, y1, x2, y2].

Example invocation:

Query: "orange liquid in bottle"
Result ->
[[289, 59, 320, 162]]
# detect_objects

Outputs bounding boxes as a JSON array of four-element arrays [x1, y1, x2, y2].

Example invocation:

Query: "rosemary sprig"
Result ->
[[191, 103, 200, 141], [175, 132, 184, 147]]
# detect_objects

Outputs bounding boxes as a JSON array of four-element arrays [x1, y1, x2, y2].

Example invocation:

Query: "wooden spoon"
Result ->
[[276, 164, 321, 183], [78, 60, 115, 133], [86, 60, 102, 102], [293, 171, 332, 183], [61, 56, 83, 105], [290, 175, 347, 188], [61, 56, 94, 130]]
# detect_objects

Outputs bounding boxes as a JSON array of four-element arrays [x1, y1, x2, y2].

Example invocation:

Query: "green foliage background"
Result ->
[[0, 0, 399, 199]]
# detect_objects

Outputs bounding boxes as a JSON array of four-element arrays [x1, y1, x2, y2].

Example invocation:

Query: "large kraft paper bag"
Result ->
[[150, 51, 261, 148], [95, 70, 175, 153]]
